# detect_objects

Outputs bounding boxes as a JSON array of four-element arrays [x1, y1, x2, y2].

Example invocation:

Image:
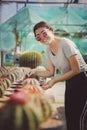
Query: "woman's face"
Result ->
[[35, 27, 55, 45]]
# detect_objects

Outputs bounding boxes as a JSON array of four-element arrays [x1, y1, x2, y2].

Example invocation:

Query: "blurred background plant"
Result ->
[[19, 51, 43, 68]]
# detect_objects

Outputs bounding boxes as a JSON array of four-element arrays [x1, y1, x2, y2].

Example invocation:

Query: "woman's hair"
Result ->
[[33, 21, 54, 36]]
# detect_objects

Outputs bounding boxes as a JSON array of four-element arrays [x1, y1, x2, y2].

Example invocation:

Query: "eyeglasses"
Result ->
[[35, 31, 48, 41]]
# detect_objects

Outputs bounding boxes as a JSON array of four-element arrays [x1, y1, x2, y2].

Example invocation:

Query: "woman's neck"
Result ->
[[50, 37, 60, 55]]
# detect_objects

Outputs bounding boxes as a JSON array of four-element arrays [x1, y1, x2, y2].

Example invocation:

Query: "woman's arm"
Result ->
[[28, 58, 55, 78], [42, 54, 80, 89], [54, 54, 80, 83]]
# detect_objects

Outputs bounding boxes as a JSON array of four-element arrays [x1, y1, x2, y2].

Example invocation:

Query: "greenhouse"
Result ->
[[0, 0, 87, 66], [0, 1, 87, 130]]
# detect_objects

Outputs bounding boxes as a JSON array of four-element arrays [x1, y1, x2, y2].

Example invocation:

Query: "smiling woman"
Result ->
[[26, 21, 87, 130], [34, 22, 55, 45]]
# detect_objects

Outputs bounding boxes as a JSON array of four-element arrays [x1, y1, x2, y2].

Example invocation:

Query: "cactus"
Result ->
[[19, 51, 43, 68], [0, 92, 52, 130], [0, 100, 39, 130], [0, 78, 12, 97], [23, 78, 40, 86], [0, 67, 8, 77]]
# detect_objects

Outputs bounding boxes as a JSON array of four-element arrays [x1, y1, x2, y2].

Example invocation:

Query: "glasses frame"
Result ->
[[35, 30, 48, 41]]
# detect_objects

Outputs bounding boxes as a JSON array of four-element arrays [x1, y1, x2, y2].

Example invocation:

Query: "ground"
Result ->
[[44, 81, 67, 130]]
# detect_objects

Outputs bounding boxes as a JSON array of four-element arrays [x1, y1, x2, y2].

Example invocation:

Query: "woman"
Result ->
[[28, 21, 87, 130]]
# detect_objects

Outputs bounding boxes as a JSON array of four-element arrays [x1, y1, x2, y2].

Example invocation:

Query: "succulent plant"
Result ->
[[0, 100, 39, 130], [23, 78, 40, 86], [0, 92, 52, 130], [19, 51, 43, 68], [0, 78, 12, 97], [0, 66, 8, 77]]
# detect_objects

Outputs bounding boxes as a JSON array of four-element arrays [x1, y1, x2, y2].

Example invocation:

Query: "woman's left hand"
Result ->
[[42, 79, 55, 90]]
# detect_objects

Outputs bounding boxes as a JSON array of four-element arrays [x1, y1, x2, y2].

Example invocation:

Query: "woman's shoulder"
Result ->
[[60, 37, 76, 47], [60, 37, 73, 43]]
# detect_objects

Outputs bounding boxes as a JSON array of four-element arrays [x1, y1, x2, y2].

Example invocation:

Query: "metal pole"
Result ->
[[1, 1, 87, 5], [0, 3, 2, 66]]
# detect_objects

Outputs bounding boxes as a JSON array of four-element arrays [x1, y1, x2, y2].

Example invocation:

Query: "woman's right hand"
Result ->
[[25, 68, 37, 78], [28, 68, 37, 77]]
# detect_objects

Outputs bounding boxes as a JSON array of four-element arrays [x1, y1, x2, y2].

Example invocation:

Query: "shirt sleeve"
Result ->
[[62, 38, 78, 58]]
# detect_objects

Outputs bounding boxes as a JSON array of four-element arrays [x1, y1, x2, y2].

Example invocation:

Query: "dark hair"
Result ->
[[33, 21, 54, 36]]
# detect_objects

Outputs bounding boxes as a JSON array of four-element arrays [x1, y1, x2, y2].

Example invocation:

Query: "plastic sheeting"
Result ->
[[0, 4, 87, 59]]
